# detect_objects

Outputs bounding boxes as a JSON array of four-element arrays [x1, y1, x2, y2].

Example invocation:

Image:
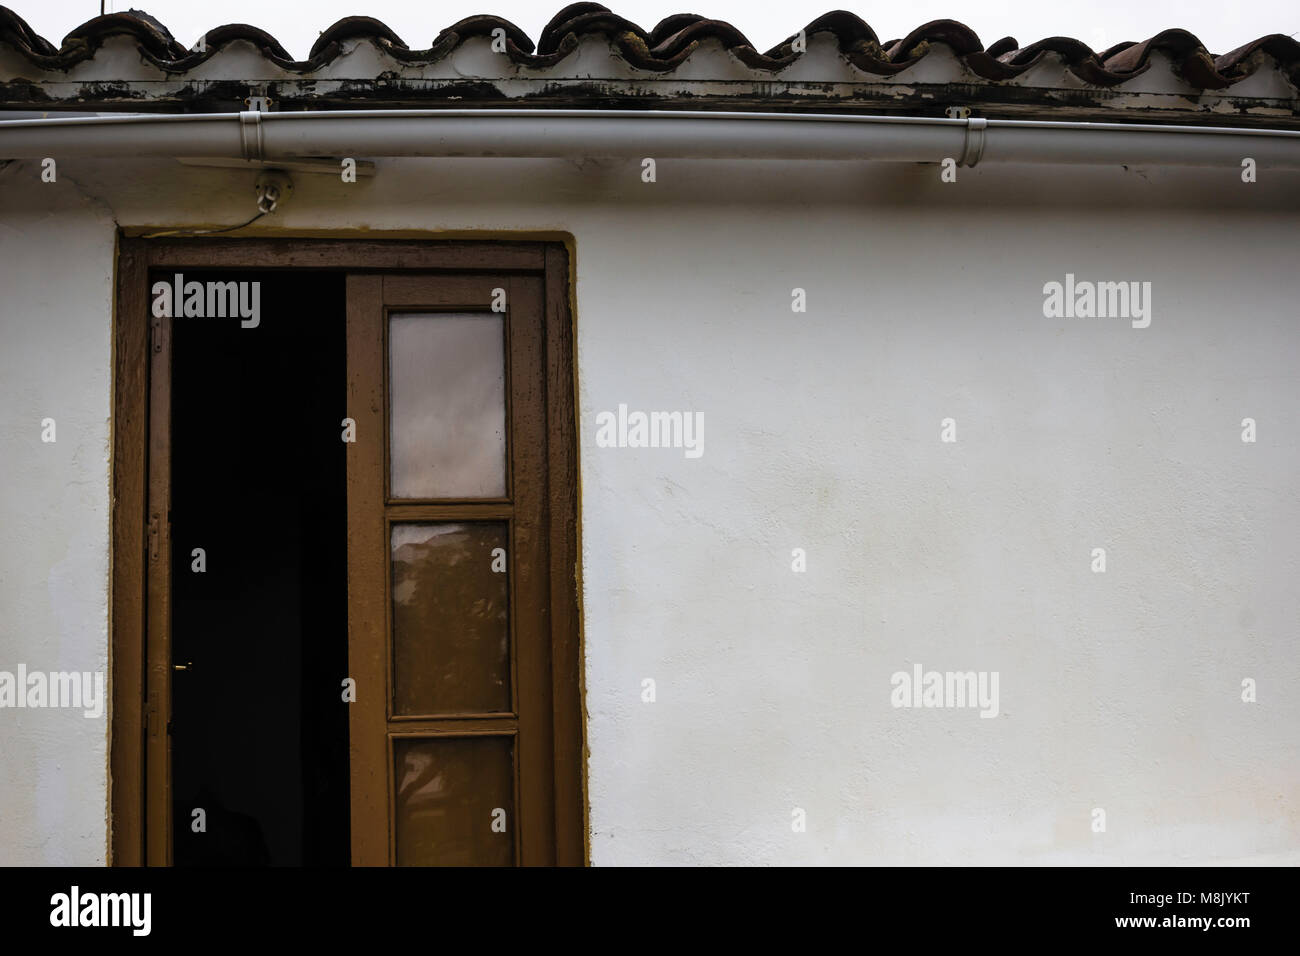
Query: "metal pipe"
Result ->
[[0, 108, 1296, 168]]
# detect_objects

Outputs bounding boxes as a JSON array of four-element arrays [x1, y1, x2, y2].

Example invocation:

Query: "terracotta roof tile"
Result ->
[[1, 4, 1297, 123]]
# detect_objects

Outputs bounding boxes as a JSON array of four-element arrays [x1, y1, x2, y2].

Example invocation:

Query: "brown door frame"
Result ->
[[110, 237, 584, 865]]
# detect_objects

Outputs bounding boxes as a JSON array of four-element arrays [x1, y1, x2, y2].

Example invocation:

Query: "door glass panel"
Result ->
[[389, 312, 507, 499], [394, 736, 515, 866], [391, 522, 511, 715]]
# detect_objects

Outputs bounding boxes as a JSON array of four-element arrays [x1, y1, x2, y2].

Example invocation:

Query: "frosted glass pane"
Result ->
[[390, 313, 506, 498]]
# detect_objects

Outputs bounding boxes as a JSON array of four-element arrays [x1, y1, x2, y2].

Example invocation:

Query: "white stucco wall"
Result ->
[[0, 181, 116, 865], [1, 150, 1297, 865]]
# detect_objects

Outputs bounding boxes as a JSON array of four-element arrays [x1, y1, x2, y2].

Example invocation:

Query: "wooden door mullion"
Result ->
[[506, 276, 555, 866], [144, 307, 173, 866], [344, 274, 391, 865]]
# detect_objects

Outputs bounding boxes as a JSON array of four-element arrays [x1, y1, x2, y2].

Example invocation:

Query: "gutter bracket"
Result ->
[[960, 117, 987, 168], [238, 111, 265, 162]]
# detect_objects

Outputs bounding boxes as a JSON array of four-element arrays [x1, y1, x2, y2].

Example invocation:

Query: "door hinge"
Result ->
[[148, 513, 161, 562], [145, 702, 173, 737], [150, 317, 163, 354]]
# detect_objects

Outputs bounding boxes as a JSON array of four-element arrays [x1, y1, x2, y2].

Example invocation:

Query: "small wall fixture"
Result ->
[[254, 169, 292, 214]]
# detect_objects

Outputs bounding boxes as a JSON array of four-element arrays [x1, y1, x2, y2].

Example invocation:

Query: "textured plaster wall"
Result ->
[[0, 180, 116, 864], [0, 152, 1296, 865]]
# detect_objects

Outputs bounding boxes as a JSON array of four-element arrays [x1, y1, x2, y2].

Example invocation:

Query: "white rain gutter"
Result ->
[[0, 108, 1297, 168]]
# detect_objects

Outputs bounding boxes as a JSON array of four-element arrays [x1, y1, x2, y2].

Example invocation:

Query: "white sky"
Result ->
[[12, 1, 1299, 60]]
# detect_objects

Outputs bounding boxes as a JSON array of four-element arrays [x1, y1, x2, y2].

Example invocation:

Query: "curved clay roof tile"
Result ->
[[308, 16, 409, 61], [0, 5, 1294, 93]]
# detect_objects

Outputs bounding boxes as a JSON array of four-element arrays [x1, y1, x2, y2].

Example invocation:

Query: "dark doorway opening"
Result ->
[[168, 270, 349, 866]]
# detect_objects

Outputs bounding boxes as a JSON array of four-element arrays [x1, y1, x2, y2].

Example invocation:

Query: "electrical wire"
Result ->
[[140, 211, 266, 239]]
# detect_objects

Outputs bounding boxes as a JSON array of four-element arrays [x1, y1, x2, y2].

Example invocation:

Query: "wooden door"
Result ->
[[345, 270, 577, 865]]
